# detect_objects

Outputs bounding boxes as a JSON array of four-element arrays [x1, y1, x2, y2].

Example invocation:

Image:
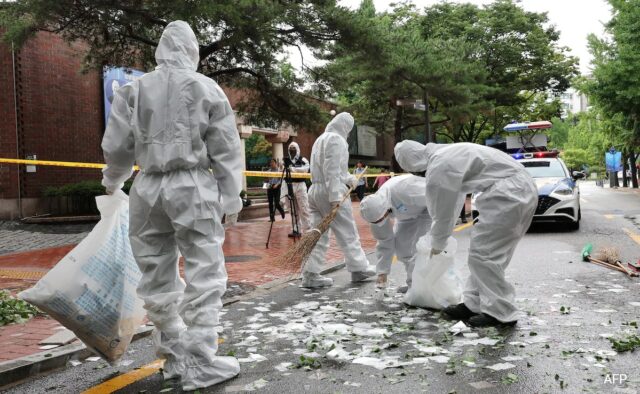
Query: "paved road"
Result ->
[[7, 182, 640, 393]]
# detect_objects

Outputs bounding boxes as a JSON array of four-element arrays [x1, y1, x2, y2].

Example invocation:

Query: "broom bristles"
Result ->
[[274, 167, 368, 273], [595, 246, 621, 265], [276, 208, 339, 272]]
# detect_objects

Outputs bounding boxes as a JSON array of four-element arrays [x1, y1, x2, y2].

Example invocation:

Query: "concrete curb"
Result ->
[[0, 260, 349, 389]]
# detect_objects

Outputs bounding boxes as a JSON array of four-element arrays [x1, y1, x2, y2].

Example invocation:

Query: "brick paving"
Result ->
[[0, 202, 375, 364], [0, 221, 93, 256]]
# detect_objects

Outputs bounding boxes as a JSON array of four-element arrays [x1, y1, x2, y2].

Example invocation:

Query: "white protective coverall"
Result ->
[[285, 142, 311, 232], [305, 113, 375, 280], [359, 174, 432, 286], [101, 21, 242, 390], [394, 141, 537, 323]]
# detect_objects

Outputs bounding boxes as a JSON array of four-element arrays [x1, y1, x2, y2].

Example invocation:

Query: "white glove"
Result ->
[[348, 174, 358, 188], [223, 213, 238, 229]]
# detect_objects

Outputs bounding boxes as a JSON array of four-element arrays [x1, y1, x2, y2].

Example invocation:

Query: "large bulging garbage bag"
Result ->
[[19, 191, 145, 362], [404, 235, 463, 309]]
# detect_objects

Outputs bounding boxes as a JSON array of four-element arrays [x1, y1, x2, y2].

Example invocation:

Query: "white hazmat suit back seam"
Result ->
[[101, 20, 241, 390]]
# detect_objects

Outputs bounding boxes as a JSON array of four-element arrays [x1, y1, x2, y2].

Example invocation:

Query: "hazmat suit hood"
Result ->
[[288, 142, 301, 160], [394, 141, 443, 172], [155, 20, 200, 70], [360, 192, 390, 223], [325, 112, 354, 140]]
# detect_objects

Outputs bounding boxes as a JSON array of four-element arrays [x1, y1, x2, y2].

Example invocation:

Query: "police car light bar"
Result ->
[[511, 151, 559, 159], [503, 121, 553, 132]]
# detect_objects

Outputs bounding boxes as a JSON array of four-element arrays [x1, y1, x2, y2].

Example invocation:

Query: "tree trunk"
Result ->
[[622, 152, 629, 188], [392, 104, 403, 172], [631, 151, 639, 188], [423, 90, 433, 143]]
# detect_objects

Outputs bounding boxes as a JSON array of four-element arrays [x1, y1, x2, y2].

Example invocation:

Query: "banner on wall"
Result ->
[[103, 67, 145, 126]]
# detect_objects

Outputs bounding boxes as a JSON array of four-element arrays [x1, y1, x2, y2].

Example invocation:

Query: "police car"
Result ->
[[472, 151, 584, 230]]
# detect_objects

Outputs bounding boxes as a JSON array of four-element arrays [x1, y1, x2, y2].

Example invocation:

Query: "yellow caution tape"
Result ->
[[0, 158, 400, 178]]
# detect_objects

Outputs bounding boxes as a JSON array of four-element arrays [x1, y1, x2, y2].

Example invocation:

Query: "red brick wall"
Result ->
[[12, 32, 104, 198], [0, 39, 19, 199]]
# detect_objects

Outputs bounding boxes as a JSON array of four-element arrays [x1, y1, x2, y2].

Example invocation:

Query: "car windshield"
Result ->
[[521, 160, 566, 178]]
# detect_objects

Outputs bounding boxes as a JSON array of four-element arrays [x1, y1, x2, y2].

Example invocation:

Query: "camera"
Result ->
[[283, 157, 294, 168]]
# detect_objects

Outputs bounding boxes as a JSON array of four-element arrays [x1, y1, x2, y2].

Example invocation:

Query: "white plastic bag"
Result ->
[[19, 191, 145, 362], [404, 235, 463, 310]]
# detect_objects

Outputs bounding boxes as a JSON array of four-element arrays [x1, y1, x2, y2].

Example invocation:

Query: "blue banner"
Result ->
[[605, 150, 622, 172], [103, 67, 145, 127]]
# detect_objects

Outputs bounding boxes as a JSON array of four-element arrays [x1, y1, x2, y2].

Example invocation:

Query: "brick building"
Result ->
[[0, 32, 392, 220]]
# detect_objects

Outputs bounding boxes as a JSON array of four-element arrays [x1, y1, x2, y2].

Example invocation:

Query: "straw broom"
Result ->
[[595, 246, 638, 277], [276, 167, 368, 272]]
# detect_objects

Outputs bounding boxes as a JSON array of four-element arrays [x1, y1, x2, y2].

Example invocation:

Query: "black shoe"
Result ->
[[269, 216, 275, 222], [288, 231, 301, 238], [442, 303, 478, 320], [461, 218, 468, 223], [468, 313, 517, 327], [280, 210, 286, 219]]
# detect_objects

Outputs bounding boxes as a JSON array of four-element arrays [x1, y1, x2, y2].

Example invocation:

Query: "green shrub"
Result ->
[[0, 291, 41, 326]]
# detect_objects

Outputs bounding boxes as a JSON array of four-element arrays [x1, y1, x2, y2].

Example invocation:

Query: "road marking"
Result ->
[[82, 338, 225, 393], [81, 359, 164, 394], [604, 214, 616, 219], [623, 228, 640, 246]]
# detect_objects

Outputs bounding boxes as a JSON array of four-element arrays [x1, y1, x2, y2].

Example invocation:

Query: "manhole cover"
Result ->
[[226, 255, 261, 263]]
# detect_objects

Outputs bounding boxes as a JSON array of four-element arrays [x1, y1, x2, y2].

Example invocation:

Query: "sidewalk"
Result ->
[[0, 202, 375, 364]]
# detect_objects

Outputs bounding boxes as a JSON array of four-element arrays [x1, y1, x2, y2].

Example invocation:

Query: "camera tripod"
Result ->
[[266, 162, 301, 249]]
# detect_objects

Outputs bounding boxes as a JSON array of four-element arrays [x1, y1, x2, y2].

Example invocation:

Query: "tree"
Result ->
[[0, 0, 358, 129], [321, 0, 577, 150], [581, 0, 640, 187], [420, 0, 577, 142]]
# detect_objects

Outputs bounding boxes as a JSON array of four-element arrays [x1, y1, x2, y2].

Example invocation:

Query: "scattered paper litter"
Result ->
[[628, 302, 640, 307], [293, 301, 320, 310], [428, 355, 450, 364], [86, 357, 101, 362], [400, 317, 414, 324], [608, 288, 629, 293], [38, 345, 60, 350], [593, 309, 617, 313], [352, 357, 407, 370], [462, 332, 479, 339], [501, 356, 524, 362], [238, 353, 268, 363], [118, 359, 134, 367], [344, 381, 362, 387], [449, 321, 470, 335], [485, 362, 516, 371], [469, 381, 496, 389], [69, 360, 82, 367], [254, 306, 271, 312], [243, 378, 268, 391], [326, 347, 353, 361], [526, 335, 550, 344]]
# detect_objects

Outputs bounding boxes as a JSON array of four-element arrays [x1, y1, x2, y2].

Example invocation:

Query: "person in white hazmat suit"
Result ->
[[101, 21, 242, 390], [359, 174, 432, 292], [285, 141, 311, 235], [303, 112, 376, 288], [394, 141, 537, 327]]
